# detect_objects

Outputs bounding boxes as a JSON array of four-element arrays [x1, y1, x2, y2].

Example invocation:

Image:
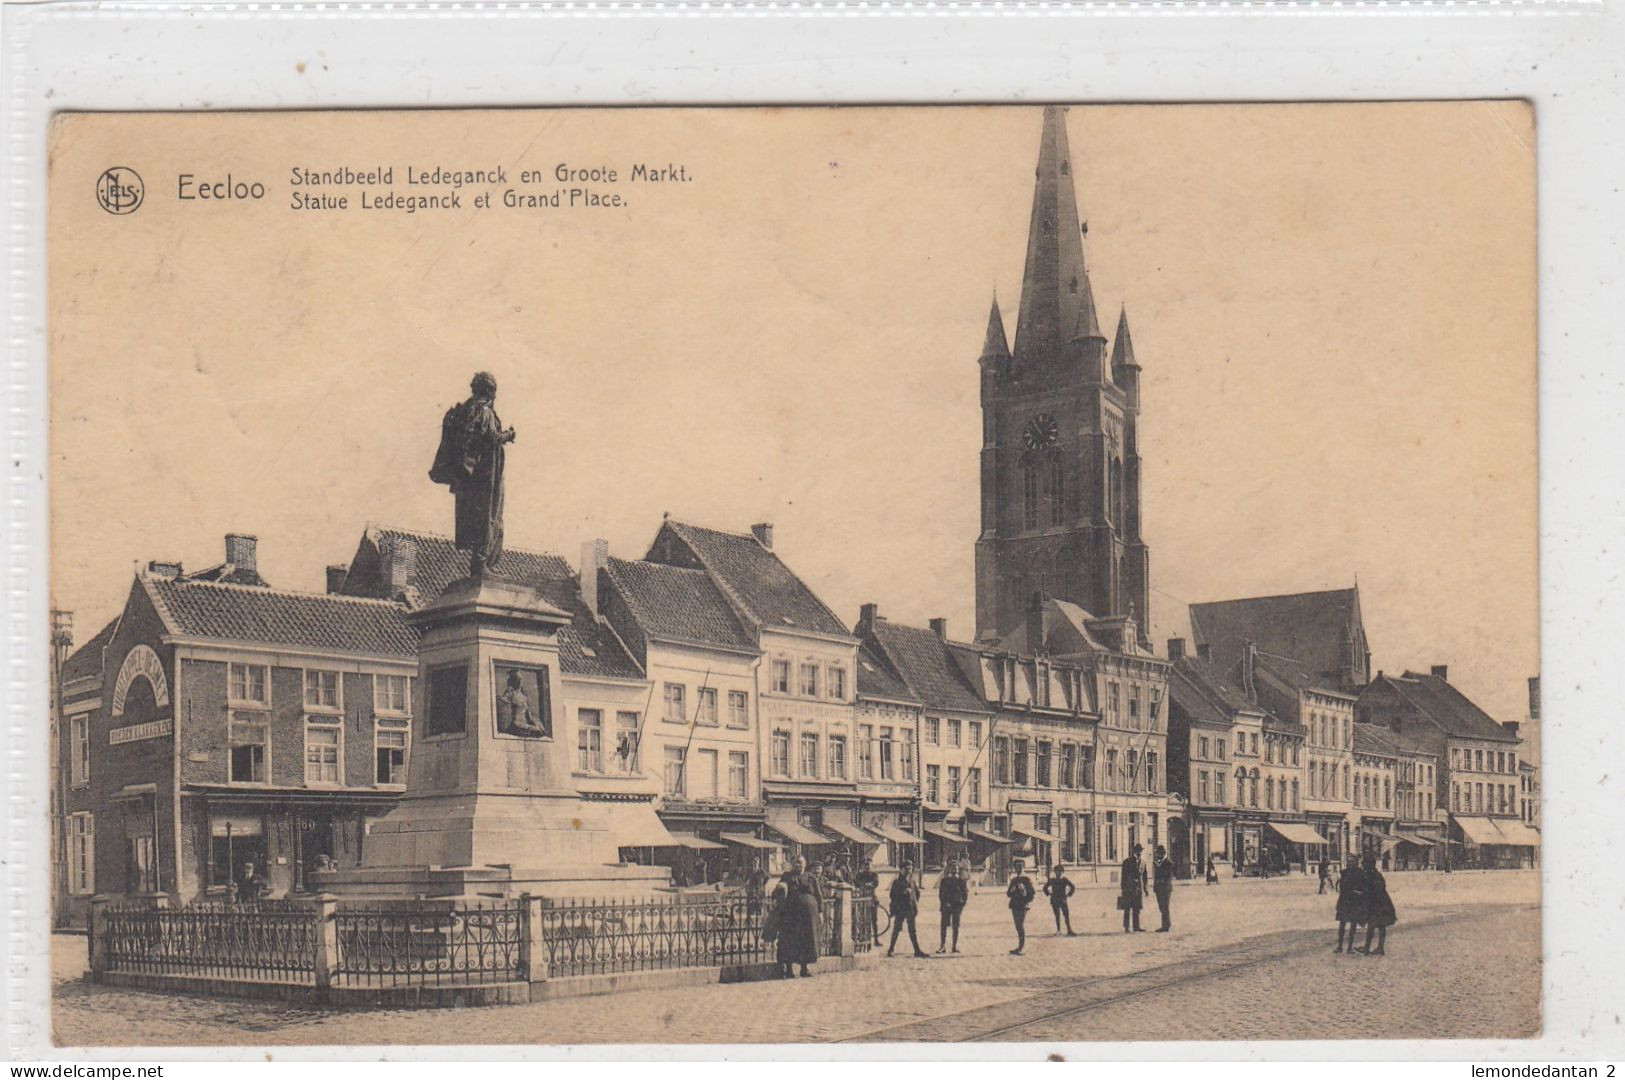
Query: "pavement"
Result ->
[[50, 869, 1540, 1047]]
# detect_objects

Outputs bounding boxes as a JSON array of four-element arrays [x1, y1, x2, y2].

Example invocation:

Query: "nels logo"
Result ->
[[95, 166, 144, 215]]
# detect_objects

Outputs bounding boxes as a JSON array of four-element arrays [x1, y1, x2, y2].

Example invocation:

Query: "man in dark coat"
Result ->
[[1006, 858, 1037, 955], [1043, 864, 1077, 935], [776, 856, 822, 977], [936, 860, 968, 954], [887, 863, 930, 958], [1357, 853, 1397, 955], [1151, 845, 1175, 932], [1120, 843, 1148, 932], [1334, 855, 1365, 954]]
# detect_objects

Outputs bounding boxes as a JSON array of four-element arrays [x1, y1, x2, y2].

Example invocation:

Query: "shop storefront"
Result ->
[[186, 789, 390, 900]]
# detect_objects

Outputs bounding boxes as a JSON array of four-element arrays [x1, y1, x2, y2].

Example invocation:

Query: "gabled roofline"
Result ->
[[660, 518, 855, 642]]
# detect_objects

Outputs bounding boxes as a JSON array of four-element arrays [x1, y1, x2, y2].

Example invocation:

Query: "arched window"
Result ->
[[1249, 768, 1260, 808], [1108, 456, 1124, 526], [1291, 779, 1300, 811], [1022, 457, 1039, 530], [1343, 764, 1351, 800], [1048, 454, 1065, 526], [1265, 777, 1275, 810]]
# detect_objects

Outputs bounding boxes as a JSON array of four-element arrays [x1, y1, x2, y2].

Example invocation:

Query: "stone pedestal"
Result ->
[[315, 574, 669, 900]]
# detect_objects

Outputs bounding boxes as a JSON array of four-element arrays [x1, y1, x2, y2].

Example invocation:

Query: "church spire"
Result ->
[[1012, 105, 1103, 363], [981, 295, 1011, 359], [1111, 304, 1137, 368]]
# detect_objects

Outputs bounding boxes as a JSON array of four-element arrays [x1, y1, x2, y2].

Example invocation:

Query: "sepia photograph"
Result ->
[[43, 102, 1538, 1047]]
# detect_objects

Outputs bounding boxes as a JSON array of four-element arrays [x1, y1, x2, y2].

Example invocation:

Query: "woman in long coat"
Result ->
[[776, 856, 822, 978], [1358, 853, 1397, 955], [1334, 855, 1365, 954]]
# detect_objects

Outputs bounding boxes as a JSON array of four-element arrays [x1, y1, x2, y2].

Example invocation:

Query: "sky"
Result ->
[[49, 104, 1537, 725]]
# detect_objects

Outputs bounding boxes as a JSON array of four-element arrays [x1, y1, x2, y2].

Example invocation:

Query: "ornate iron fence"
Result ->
[[99, 901, 318, 985], [850, 894, 877, 954], [540, 893, 773, 977], [332, 901, 525, 988]]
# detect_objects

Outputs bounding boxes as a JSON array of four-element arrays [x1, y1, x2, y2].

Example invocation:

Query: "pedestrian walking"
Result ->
[[936, 859, 968, 954], [1151, 845, 1175, 932], [1119, 843, 1148, 932], [886, 862, 930, 958], [776, 855, 822, 977], [1334, 856, 1365, 955], [1317, 855, 1331, 895], [1006, 858, 1037, 955], [1357, 853, 1397, 956], [1205, 855, 1219, 885], [1043, 864, 1077, 935]]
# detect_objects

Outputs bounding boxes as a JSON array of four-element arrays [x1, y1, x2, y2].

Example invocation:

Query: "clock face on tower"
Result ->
[[1023, 412, 1059, 451]]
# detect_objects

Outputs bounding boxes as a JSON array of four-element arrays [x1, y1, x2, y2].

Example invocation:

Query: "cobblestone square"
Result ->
[[52, 870, 1539, 1047]]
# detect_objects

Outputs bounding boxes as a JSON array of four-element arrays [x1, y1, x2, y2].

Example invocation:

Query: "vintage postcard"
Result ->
[[46, 103, 1538, 1046]]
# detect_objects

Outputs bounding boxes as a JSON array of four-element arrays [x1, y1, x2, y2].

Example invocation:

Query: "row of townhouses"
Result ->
[[47, 105, 1539, 925]]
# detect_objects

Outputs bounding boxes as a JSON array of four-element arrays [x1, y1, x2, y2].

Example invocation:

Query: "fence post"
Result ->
[[87, 895, 111, 978], [521, 893, 548, 984], [312, 894, 338, 995], [834, 884, 854, 959]]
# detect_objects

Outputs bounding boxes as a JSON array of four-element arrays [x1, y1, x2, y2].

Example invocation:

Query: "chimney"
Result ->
[[1026, 590, 1045, 656], [325, 565, 349, 595], [1527, 676, 1540, 721], [224, 533, 258, 573], [146, 560, 183, 579], [929, 617, 948, 641], [751, 522, 774, 550], [1431, 664, 1449, 681], [1167, 637, 1186, 662], [580, 539, 609, 616], [858, 603, 879, 632], [1502, 721, 1520, 739], [1241, 640, 1258, 701], [382, 535, 417, 597], [1196, 642, 1211, 662]]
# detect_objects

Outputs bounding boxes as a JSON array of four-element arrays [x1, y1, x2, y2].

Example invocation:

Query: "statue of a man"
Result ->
[[429, 372, 516, 578]]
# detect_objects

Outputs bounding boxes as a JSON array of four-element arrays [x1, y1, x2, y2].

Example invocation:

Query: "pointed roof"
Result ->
[[1374, 670, 1518, 744], [143, 574, 418, 659], [981, 296, 1011, 360], [856, 640, 921, 705], [863, 618, 992, 715], [648, 520, 850, 639], [1112, 305, 1137, 368], [1189, 587, 1364, 689], [61, 617, 119, 685], [1012, 106, 1103, 362], [602, 556, 755, 652]]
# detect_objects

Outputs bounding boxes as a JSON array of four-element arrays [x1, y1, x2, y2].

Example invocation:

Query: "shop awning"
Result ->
[[1267, 821, 1328, 845], [968, 827, 1012, 844], [1494, 820, 1541, 847], [609, 803, 683, 848], [1391, 830, 1437, 847], [669, 832, 725, 850], [923, 825, 969, 845], [1452, 816, 1505, 846], [768, 820, 833, 846], [720, 832, 781, 851], [869, 822, 923, 845], [822, 819, 884, 845], [1012, 825, 1063, 844]]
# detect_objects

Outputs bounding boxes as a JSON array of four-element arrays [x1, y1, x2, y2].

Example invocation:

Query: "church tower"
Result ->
[[974, 106, 1150, 647]]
